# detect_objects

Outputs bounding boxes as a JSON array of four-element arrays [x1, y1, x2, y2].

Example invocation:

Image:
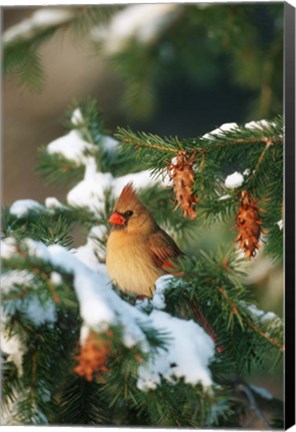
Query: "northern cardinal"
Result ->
[[106, 183, 221, 350], [106, 183, 183, 297]]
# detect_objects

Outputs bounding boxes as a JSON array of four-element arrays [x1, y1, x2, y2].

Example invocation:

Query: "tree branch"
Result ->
[[216, 286, 284, 351]]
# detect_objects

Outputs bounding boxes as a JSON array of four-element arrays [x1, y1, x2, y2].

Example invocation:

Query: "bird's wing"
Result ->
[[148, 228, 184, 275]]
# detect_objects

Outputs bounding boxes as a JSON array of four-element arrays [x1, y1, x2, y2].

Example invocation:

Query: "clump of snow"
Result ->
[[100, 136, 119, 153], [67, 167, 162, 215], [112, 170, 161, 196], [67, 171, 113, 213], [47, 130, 96, 165], [218, 194, 231, 201], [137, 310, 214, 391], [276, 219, 283, 231], [151, 275, 175, 310], [245, 120, 276, 131], [251, 385, 273, 400], [1, 270, 34, 294], [243, 168, 251, 176], [1, 237, 17, 259], [2, 268, 57, 327], [3, 8, 74, 44], [50, 271, 63, 285], [25, 238, 50, 261], [71, 108, 84, 126], [242, 303, 282, 329], [92, 4, 180, 55], [45, 197, 65, 210], [0, 330, 26, 376], [224, 172, 244, 189], [25, 297, 57, 327], [10, 199, 45, 218], [203, 123, 239, 140], [30, 8, 74, 27], [74, 225, 107, 267]]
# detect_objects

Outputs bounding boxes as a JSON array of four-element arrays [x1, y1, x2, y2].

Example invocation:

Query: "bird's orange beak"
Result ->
[[108, 212, 126, 225]]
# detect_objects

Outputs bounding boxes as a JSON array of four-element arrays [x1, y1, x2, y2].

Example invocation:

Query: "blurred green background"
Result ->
[[2, 3, 284, 413]]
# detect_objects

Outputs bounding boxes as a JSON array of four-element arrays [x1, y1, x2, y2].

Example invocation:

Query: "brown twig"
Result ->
[[199, 149, 207, 191], [121, 137, 178, 153], [254, 138, 273, 173]]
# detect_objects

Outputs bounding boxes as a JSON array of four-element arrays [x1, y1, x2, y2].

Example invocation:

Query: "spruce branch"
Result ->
[[216, 286, 284, 351]]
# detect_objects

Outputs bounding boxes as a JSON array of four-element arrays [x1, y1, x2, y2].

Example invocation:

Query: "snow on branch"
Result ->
[[47, 130, 97, 165], [91, 4, 181, 55], [1, 238, 215, 391], [45, 125, 169, 215], [10, 200, 46, 218], [3, 8, 75, 44]]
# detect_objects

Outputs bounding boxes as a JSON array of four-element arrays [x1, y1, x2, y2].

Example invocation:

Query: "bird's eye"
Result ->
[[125, 210, 133, 218]]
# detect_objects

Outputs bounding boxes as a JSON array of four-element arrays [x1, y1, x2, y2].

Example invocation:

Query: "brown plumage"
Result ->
[[106, 183, 183, 297]]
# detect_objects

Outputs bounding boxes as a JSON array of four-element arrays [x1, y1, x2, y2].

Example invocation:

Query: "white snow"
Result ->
[[112, 170, 159, 196], [67, 167, 161, 215], [26, 238, 50, 261], [10, 199, 45, 218], [29, 8, 74, 27], [100, 136, 119, 153], [67, 171, 113, 213], [217, 194, 231, 201], [25, 297, 57, 327], [3, 8, 74, 44], [0, 330, 26, 376], [71, 108, 84, 126], [137, 310, 214, 391], [47, 130, 96, 165], [1, 237, 17, 259], [1, 267, 57, 327], [243, 168, 251, 176], [224, 172, 244, 189], [245, 120, 276, 130], [50, 271, 63, 285], [151, 275, 175, 310], [251, 385, 273, 400], [74, 225, 107, 267], [242, 303, 282, 328], [1, 270, 34, 294], [203, 123, 239, 140], [92, 4, 180, 54], [276, 219, 283, 231], [45, 197, 65, 210]]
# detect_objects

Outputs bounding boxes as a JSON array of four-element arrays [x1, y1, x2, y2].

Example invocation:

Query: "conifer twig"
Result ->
[[120, 134, 282, 157], [212, 136, 282, 148], [216, 287, 284, 351], [254, 138, 273, 173], [121, 137, 178, 153]]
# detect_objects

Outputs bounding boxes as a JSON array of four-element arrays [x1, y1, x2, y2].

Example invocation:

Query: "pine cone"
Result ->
[[74, 332, 111, 381], [235, 190, 264, 259], [169, 151, 198, 220]]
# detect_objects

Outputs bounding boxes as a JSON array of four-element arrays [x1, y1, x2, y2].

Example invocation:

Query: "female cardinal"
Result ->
[[106, 183, 183, 297]]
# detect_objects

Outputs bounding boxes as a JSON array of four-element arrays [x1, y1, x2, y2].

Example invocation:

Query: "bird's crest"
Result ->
[[115, 182, 142, 211]]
